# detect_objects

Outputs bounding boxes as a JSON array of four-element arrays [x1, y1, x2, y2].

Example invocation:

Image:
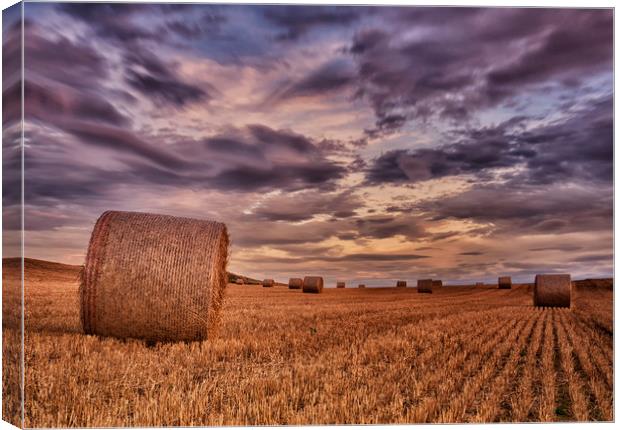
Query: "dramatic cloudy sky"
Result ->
[[2, 3, 613, 285]]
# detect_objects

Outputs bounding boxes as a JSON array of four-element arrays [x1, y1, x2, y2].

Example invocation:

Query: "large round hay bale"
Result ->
[[288, 278, 303, 289], [303, 276, 323, 294], [498, 276, 512, 289], [432, 280, 443, 287], [358, 284, 366, 288], [417, 279, 433, 293], [396, 280, 407, 287], [336, 281, 345, 288], [262, 279, 274, 288], [534, 274, 571, 307], [80, 210, 229, 342]]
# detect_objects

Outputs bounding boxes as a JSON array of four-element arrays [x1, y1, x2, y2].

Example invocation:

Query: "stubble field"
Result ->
[[2, 258, 614, 427]]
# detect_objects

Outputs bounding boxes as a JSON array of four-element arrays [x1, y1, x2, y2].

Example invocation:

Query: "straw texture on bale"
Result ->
[[417, 279, 433, 293], [396, 280, 407, 287], [79, 210, 229, 342], [336, 281, 345, 288], [303, 276, 324, 294], [432, 280, 443, 287], [288, 278, 303, 289], [262, 279, 275, 288], [498, 276, 512, 289], [358, 284, 366, 288], [534, 274, 571, 308]]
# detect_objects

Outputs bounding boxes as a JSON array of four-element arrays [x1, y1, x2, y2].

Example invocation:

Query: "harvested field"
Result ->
[[2, 258, 614, 426]]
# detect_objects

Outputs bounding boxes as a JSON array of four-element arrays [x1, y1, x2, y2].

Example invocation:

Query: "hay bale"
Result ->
[[417, 279, 433, 293], [336, 281, 345, 288], [262, 279, 274, 288], [396, 280, 407, 287], [498, 276, 512, 289], [432, 280, 442, 287], [303, 276, 323, 294], [235, 278, 244, 285], [358, 284, 366, 288], [288, 278, 303, 289], [534, 274, 571, 307], [476, 282, 484, 287], [80, 210, 229, 342]]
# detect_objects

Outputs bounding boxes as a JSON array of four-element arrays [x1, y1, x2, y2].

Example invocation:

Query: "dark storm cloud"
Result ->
[[261, 5, 365, 41], [366, 96, 612, 187], [58, 3, 162, 42], [509, 96, 613, 186], [268, 59, 356, 103], [60, 122, 192, 169], [125, 70, 209, 107], [247, 124, 316, 154], [348, 8, 612, 131], [365, 149, 410, 184], [1, 129, 21, 207], [365, 113, 408, 138], [202, 125, 347, 192], [164, 10, 226, 40], [22, 122, 346, 208], [2, 20, 21, 90], [123, 50, 212, 108], [323, 253, 429, 262], [14, 82, 130, 127], [6, 20, 130, 130], [235, 251, 429, 267], [21, 20, 108, 89], [250, 191, 362, 222], [529, 246, 582, 252], [486, 12, 613, 89], [354, 215, 426, 241], [231, 211, 427, 247], [572, 253, 614, 263], [429, 231, 461, 242], [55, 6, 213, 108], [211, 163, 344, 192], [417, 182, 612, 236]]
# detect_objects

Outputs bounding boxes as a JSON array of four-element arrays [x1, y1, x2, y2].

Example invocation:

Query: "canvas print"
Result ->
[[1, 1, 614, 427]]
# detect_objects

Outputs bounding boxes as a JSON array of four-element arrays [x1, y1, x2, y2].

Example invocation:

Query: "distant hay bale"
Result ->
[[498, 276, 512, 289], [288, 278, 303, 289], [336, 281, 345, 288], [235, 278, 244, 285], [476, 282, 484, 287], [262, 279, 274, 288], [358, 284, 366, 288], [432, 280, 443, 287], [417, 279, 433, 293], [303, 276, 324, 294], [79, 210, 229, 342], [396, 280, 407, 287], [534, 274, 571, 308]]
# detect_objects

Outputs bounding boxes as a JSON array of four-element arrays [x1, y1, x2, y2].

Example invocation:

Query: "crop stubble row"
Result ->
[[1, 262, 613, 426]]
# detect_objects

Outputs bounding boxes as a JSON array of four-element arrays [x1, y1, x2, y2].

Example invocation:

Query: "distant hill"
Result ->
[[3, 257, 264, 285], [573, 278, 613, 290], [227, 272, 261, 285], [3, 258, 611, 289]]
